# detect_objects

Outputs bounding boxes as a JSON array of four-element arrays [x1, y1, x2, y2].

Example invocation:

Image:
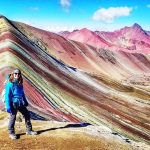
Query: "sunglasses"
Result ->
[[14, 73, 21, 75]]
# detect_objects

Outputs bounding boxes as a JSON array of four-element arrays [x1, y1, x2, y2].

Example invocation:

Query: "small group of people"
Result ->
[[4, 68, 37, 140]]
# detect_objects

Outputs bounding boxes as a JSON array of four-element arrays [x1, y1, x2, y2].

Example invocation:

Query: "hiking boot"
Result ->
[[26, 130, 37, 135], [9, 133, 17, 140]]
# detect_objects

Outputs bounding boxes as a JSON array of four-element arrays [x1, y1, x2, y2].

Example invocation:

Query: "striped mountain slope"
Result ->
[[0, 16, 150, 143]]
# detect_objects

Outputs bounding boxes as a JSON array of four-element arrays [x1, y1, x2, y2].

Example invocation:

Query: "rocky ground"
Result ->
[[0, 112, 149, 150]]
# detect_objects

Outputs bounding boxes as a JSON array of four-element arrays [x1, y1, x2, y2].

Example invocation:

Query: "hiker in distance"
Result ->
[[5, 68, 37, 140]]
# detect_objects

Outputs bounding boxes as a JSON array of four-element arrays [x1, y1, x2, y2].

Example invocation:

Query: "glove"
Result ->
[[6, 108, 11, 113]]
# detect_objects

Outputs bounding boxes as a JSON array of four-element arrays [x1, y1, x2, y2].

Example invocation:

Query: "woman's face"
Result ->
[[14, 73, 21, 79]]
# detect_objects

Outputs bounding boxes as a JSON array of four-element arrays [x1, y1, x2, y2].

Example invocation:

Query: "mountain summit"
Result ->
[[132, 23, 143, 29], [65, 28, 112, 48]]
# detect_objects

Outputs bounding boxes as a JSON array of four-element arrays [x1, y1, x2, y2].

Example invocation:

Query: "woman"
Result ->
[[5, 68, 37, 140]]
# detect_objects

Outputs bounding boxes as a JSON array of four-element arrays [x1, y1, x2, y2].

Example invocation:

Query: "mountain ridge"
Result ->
[[0, 16, 150, 145], [59, 23, 150, 54]]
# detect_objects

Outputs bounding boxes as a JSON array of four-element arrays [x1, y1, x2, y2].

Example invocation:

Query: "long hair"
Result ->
[[9, 73, 23, 85]]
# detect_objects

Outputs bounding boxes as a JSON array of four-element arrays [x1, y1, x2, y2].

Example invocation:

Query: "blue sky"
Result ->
[[0, 0, 150, 32]]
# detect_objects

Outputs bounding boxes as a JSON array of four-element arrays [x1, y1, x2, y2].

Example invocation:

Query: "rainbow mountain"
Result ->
[[0, 15, 150, 143]]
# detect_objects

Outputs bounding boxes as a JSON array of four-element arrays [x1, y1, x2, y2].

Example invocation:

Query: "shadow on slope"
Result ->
[[16, 122, 91, 138], [37, 122, 92, 134]]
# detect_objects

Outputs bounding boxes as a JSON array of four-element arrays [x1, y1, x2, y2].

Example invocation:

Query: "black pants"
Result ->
[[8, 106, 32, 134]]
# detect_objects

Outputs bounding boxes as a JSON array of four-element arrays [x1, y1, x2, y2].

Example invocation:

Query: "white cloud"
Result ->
[[147, 4, 150, 8], [60, 0, 71, 8], [92, 7, 132, 23]]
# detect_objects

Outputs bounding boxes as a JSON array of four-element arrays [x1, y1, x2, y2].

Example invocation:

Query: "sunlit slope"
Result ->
[[0, 16, 150, 143], [15, 22, 150, 80]]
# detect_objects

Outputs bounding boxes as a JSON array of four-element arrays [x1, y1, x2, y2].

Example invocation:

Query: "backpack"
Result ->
[[0, 74, 12, 103]]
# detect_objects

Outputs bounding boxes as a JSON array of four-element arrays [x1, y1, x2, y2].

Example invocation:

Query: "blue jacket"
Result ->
[[5, 81, 28, 110]]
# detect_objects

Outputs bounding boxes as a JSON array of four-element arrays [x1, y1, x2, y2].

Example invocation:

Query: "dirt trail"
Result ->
[[0, 112, 149, 150]]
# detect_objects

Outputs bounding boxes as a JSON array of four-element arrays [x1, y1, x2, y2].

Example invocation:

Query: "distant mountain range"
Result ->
[[0, 15, 150, 143], [59, 23, 150, 54]]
